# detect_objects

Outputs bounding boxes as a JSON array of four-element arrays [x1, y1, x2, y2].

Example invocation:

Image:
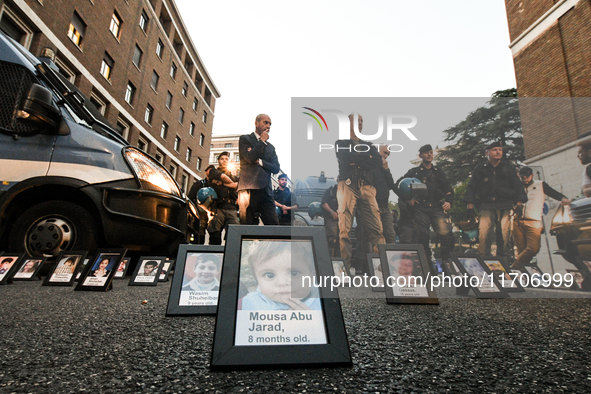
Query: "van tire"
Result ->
[[8, 201, 99, 257]]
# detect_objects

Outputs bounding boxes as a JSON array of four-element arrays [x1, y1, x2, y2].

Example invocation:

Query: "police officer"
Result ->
[[336, 114, 385, 272], [188, 165, 216, 244], [463, 142, 528, 259], [373, 145, 397, 244], [207, 152, 240, 245], [321, 184, 339, 257], [274, 173, 298, 225], [400, 144, 454, 273]]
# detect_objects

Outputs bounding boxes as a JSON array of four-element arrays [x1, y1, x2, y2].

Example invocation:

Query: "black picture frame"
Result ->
[[12, 257, 46, 281], [210, 225, 352, 370], [331, 257, 351, 286], [450, 253, 509, 298], [158, 260, 173, 282], [43, 251, 87, 286], [75, 259, 90, 281], [378, 244, 439, 305], [480, 256, 525, 292], [567, 269, 584, 290], [114, 258, 131, 279], [523, 265, 552, 288], [166, 245, 225, 316], [128, 256, 166, 286], [0, 254, 25, 285], [366, 254, 385, 292], [441, 259, 461, 277], [75, 249, 126, 291]]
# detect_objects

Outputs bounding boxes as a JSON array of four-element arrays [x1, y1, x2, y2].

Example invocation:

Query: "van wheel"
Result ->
[[8, 201, 98, 258]]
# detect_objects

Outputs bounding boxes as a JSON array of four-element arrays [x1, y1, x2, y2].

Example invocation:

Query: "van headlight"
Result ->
[[124, 147, 181, 197], [551, 204, 573, 228]]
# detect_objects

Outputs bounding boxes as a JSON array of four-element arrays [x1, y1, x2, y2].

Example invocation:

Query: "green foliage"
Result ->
[[436, 88, 524, 186], [450, 178, 475, 231]]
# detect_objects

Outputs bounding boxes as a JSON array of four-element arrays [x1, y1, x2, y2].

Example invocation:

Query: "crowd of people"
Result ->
[[189, 112, 576, 274]]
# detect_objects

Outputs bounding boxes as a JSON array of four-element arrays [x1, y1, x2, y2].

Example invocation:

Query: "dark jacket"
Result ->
[[237, 132, 280, 196], [335, 139, 382, 187], [372, 166, 397, 208], [403, 163, 453, 207], [463, 160, 527, 209]]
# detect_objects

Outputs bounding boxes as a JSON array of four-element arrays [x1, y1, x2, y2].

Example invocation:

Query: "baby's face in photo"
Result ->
[[397, 258, 414, 276], [464, 259, 483, 275], [254, 250, 313, 303], [195, 261, 218, 284]]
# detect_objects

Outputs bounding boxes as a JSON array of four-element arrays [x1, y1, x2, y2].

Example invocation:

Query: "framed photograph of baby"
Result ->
[[43, 251, 87, 287], [480, 256, 525, 292], [450, 254, 509, 299], [12, 257, 46, 281], [75, 249, 126, 291], [366, 254, 384, 292], [128, 256, 166, 286], [210, 225, 351, 370], [0, 253, 25, 285], [166, 246, 224, 316], [378, 244, 438, 305]]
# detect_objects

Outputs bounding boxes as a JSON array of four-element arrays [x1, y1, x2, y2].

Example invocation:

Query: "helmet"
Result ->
[[308, 202, 323, 220], [398, 178, 427, 200], [197, 187, 218, 204]]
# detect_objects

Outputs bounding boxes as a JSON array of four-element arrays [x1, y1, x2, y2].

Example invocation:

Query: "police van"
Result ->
[[0, 32, 197, 258]]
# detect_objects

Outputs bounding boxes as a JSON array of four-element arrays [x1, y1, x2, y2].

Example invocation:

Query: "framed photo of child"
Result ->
[[114, 258, 130, 279], [12, 257, 46, 281], [166, 246, 224, 316], [43, 252, 87, 286], [480, 256, 525, 292], [158, 259, 173, 282], [378, 244, 438, 304], [450, 253, 509, 298], [128, 256, 166, 286], [0, 254, 24, 285], [366, 254, 384, 292], [75, 249, 126, 291], [331, 258, 351, 287], [210, 225, 352, 370]]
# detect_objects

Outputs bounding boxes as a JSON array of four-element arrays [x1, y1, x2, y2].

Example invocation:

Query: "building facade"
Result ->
[[0, 0, 219, 193], [505, 0, 591, 273]]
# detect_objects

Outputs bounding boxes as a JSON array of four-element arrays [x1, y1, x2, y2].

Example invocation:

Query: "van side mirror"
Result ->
[[17, 83, 60, 133]]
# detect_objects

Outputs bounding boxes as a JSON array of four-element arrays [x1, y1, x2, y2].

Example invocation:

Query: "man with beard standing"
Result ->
[[237, 114, 280, 225]]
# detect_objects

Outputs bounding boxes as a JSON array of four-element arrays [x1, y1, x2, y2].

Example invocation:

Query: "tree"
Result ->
[[436, 88, 524, 186]]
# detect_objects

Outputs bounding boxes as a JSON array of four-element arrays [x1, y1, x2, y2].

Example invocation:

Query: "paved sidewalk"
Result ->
[[1, 280, 590, 393]]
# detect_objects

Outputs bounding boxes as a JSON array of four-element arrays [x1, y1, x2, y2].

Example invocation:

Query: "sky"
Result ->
[[175, 0, 517, 181]]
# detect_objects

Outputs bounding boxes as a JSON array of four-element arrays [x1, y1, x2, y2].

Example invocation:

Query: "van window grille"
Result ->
[[0, 61, 39, 135]]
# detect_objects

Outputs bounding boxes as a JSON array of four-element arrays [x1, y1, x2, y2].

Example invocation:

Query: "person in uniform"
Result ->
[[321, 184, 340, 257], [511, 166, 570, 269], [207, 152, 239, 244], [274, 174, 298, 225], [463, 142, 528, 259], [335, 113, 385, 272], [372, 145, 398, 244], [400, 144, 454, 273]]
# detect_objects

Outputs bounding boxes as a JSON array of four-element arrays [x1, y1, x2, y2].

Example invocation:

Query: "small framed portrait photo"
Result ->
[[210, 225, 351, 370], [480, 256, 525, 292], [12, 257, 46, 281], [441, 258, 461, 277], [166, 246, 224, 316], [158, 259, 174, 282], [114, 258, 130, 279], [43, 252, 87, 286], [450, 254, 509, 298], [0, 254, 24, 285], [75, 250, 126, 291], [331, 257, 351, 286], [378, 244, 438, 304], [366, 254, 384, 292], [129, 256, 166, 286]]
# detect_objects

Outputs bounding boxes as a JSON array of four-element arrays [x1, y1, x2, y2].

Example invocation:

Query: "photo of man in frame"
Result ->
[[133, 259, 162, 283]]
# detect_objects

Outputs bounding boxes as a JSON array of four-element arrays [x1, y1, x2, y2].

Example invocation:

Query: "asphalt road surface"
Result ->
[[1, 279, 590, 393]]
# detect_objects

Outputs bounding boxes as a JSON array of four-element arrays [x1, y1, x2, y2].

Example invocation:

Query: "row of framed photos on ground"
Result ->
[[0, 251, 174, 290], [165, 225, 352, 370]]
